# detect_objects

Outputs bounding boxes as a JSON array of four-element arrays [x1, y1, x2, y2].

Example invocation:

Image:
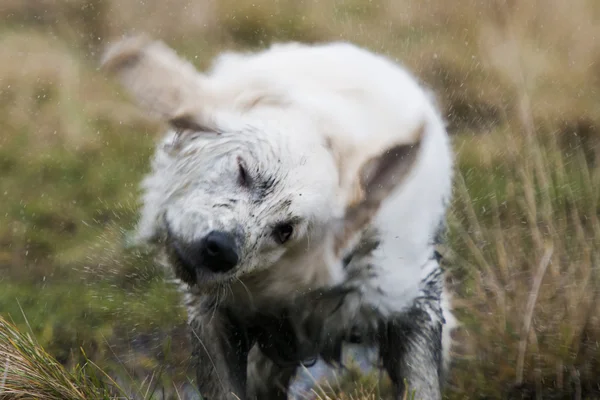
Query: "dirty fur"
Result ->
[[102, 35, 457, 400]]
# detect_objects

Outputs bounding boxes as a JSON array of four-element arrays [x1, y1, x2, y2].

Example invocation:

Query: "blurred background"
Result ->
[[1, 0, 599, 398]]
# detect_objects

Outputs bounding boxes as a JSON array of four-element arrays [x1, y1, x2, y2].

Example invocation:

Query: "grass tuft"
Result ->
[[0, 315, 123, 400]]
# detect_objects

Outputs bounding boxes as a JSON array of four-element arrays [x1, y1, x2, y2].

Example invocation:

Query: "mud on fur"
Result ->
[[101, 34, 457, 400]]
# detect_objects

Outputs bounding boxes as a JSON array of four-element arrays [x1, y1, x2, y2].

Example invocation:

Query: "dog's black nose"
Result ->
[[201, 230, 239, 273], [171, 231, 239, 277]]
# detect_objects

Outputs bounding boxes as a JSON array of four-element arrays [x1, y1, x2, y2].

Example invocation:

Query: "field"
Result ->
[[1, 0, 600, 398]]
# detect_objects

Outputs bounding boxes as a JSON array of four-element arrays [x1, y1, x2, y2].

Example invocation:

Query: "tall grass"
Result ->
[[441, 6, 600, 396], [447, 128, 600, 398], [0, 315, 120, 400]]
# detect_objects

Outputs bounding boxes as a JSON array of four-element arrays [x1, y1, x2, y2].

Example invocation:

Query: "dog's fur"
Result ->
[[102, 36, 456, 400]]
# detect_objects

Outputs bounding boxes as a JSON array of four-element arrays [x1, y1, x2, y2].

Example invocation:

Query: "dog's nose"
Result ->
[[201, 230, 239, 272], [171, 231, 240, 276]]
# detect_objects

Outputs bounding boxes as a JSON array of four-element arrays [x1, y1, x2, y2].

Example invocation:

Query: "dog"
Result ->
[[101, 35, 456, 400]]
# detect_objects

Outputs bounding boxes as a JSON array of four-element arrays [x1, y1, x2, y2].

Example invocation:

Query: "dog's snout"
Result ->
[[171, 230, 240, 277], [202, 231, 239, 272]]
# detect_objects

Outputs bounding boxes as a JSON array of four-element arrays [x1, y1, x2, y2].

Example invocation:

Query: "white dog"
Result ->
[[102, 35, 456, 400]]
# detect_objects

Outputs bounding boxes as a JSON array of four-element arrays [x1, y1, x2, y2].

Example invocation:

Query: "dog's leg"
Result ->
[[189, 310, 253, 400], [288, 259, 449, 400], [380, 265, 446, 400], [293, 287, 444, 400], [380, 306, 443, 400], [246, 345, 298, 400]]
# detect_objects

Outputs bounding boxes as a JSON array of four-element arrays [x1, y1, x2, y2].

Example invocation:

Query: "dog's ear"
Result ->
[[334, 123, 425, 256], [101, 35, 213, 132]]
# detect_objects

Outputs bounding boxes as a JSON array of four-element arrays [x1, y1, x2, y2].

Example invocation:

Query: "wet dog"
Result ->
[[102, 36, 456, 400]]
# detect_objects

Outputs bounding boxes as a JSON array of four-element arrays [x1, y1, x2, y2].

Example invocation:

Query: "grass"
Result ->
[[0, 314, 197, 400], [0, 315, 119, 399], [447, 129, 600, 399], [1, 0, 600, 398], [0, 316, 397, 400]]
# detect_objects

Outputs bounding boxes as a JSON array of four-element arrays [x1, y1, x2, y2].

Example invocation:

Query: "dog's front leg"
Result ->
[[380, 303, 444, 400], [189, 310, 253, 400]]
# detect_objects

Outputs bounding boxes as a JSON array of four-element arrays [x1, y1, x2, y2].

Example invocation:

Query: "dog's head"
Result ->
[[102, 36, 423, 290]]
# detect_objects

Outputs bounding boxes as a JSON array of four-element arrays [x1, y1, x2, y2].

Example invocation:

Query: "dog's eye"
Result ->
[[237, 157, 250, 187], [272, 223, 294, 244]]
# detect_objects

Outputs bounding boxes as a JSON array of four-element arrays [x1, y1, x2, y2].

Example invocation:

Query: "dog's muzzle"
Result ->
[[171, 230, 240, 274]]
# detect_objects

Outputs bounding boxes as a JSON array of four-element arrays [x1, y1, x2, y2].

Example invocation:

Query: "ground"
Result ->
[[1, 0, 600, 399]]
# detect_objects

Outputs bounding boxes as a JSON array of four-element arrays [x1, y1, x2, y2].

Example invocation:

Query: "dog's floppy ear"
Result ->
[[334, 123, 425, 256], [101, 35, 213, 132]]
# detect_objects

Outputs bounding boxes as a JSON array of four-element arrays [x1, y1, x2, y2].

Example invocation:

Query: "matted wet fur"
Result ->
[[102, 35, 456, 400]]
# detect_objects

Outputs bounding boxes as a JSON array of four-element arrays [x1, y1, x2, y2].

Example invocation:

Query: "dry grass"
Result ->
[[447, 128, 600, 398], [0, 315, 192, 400], [1, 0, 600, 398], [0, 315, 120, 400]]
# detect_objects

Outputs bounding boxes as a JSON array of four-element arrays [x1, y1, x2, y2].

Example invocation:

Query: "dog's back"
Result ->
[[209, 42, 433, 144]]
